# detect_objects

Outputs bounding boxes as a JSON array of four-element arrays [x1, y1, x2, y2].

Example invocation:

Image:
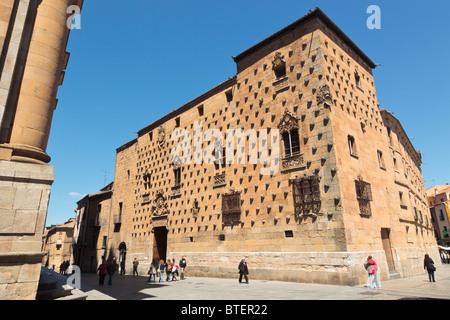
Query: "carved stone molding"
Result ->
[[281, 153, 305, 172], [316, 84, 332, 107], [151, 189, 169, 217], [277, 109, 300, 134], [157, 125, 166, 150], [213, 172, 226, 188], [272, 52, 286, 74]]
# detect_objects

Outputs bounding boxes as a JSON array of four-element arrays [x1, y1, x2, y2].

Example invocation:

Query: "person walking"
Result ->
[[133, 258, 139, 276], [107, 258, 117, 286], [120, 259, 125, 275], [424, 254, 436, 282], [179, 257, 187, 280], [159, 259, 165, 282], [97, 261, 108, 286], [366, 256, 381, 289], [171, 258, 179, 281], [166, 259, 172, 281], [238, 258, 249, 284], [148, 258, 158, 282]]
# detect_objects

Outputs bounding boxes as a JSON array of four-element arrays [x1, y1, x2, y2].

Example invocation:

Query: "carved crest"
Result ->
[[151, 189, 169, 217], [157, 126, 166, 149], [316, 84, 332, 106], [277, 109, 300, 134], [272, 52, 285, 72]]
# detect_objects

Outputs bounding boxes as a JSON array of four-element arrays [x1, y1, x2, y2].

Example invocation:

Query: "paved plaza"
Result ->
[[77, 264, 450, 301]]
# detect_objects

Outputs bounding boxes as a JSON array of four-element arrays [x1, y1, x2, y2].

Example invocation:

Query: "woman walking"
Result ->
[[424, 254, 436, 282], [148, 258, 158, 282], [171, 259, 179, 281], [166, 259, 172, 281], [159, 259, 165, 282], [366, 256, 381, 289]]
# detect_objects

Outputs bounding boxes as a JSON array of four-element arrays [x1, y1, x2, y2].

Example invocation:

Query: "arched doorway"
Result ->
[[118, 242, 127, 275]]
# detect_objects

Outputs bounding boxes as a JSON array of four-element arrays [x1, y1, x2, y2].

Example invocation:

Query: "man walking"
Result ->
[[238, 258, 249, 284], [133, 258, 139, 276], [179, 256, 187, 280]]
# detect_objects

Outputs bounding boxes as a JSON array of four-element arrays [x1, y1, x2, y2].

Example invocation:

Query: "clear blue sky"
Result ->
[[45, 0, 450, 226]]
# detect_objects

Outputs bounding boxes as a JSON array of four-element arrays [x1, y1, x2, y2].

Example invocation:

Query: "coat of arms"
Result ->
[[157, 126, 165, 149], [151, 189, 169, 217]]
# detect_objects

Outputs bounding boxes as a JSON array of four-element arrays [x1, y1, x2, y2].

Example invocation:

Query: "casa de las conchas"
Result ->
[[72, 8, 438, 286]]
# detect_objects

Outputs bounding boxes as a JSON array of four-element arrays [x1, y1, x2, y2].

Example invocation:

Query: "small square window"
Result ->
[[284, 230, 294, 238]]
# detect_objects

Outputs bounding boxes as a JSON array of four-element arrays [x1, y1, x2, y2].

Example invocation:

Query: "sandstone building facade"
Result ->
[[0, 0, 82, 299], [41, 218, 75, 272], [72, 182, 113, 272], [427, 185, 450, 246], [76, 8, 438, 286]]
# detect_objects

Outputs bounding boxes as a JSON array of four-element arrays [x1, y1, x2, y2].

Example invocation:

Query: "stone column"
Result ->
[[0, 0, 80, 300], [7, 0, 72, 164]]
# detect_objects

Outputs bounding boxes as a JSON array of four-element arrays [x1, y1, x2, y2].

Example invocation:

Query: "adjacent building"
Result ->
[[74, 8, 438, 286], [427, 185, 450, 246], [72, 182, 114, 272], [41, 218, 75, 272], [0, 0, 82, 299]]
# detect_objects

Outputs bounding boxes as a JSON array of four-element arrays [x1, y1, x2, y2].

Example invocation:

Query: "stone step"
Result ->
[[389, 271, 401, 280], [37, 280, 58, 291], [36, 285, 73, 300]]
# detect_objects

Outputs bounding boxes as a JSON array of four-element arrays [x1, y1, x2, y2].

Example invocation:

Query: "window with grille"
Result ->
[[355, 179, 373, 216], [292, 175, 321, 216]]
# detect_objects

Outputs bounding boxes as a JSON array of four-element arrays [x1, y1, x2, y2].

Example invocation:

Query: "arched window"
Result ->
[[277, 110, 300, 158]]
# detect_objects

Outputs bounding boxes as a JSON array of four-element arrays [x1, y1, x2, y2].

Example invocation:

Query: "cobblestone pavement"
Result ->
[[77, 264, 450, 301]]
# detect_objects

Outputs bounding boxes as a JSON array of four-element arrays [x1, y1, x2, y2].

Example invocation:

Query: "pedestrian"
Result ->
[[424, 254, 436, 282], [148, 258, 158, 282], [65, 261, 70, 275], [179, 256, 187, 280], [107, 258, 117, 285], [166, 259, 172, 281], [172, 258, 179, 281], [97, 261, 108, 286], [133, 258, 139, 276], [366, 256, 381, 289], [159, 259, 165, 282], [238, 258, 249, 284]]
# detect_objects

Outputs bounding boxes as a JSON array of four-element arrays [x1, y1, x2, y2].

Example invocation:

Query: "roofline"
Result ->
[[136, 76, 237, 138], [232, 7, 377, 69], [380, 109, 422, 165], [77, 189, 112, 205]]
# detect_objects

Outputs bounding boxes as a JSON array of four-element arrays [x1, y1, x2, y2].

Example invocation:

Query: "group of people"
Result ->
[[59, 260, 70, 275], [147, 257, 187, 282], [97, 257, 119, 286], [97, 256, 188, 285], [96, 254, 439, 287]]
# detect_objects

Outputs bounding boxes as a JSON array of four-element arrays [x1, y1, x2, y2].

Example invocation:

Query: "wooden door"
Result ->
[[153, 227, 167, 262], [381, 228, 395, 271]]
